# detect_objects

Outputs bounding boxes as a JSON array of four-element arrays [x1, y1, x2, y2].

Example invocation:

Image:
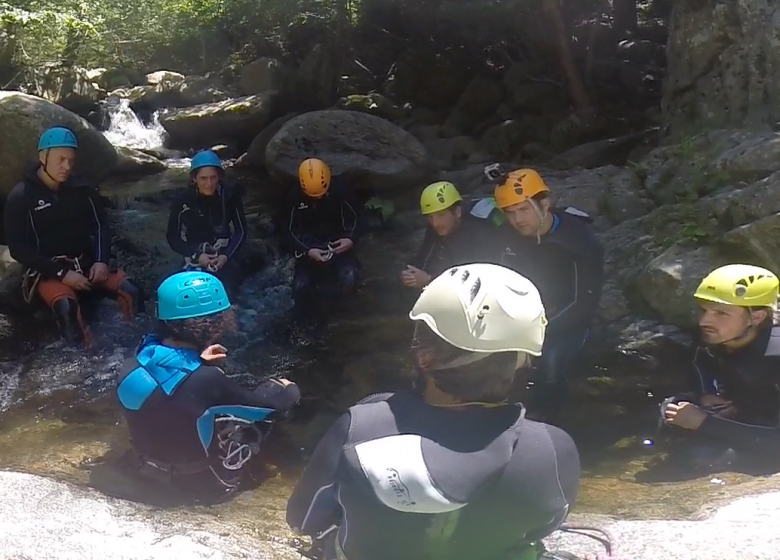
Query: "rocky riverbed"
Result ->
[[2, 0, 780, 557]]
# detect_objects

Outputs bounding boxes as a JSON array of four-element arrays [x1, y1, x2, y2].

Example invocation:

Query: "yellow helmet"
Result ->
[[299, 158, 331, 198], [419, 181, 462, 215], [694, 264, 779, 310], [494, 168, 549, 210]]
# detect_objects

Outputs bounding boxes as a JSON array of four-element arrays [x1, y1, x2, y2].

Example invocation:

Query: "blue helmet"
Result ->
[[190, 150, 222, 174], [157, 271, 231, 321], [38, 127, 78, 151]]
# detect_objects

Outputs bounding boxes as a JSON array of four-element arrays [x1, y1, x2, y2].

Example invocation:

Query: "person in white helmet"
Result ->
[[286, 263, 581, 560]]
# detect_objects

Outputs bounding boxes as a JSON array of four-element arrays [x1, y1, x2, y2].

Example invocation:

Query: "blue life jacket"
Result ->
[[117, 334, 276, 455], [117, 334, 202, 411]]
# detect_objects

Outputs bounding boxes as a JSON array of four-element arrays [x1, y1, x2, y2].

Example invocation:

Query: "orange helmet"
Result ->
[[494, 168, 549, 210], [298, 158, 331, 198]]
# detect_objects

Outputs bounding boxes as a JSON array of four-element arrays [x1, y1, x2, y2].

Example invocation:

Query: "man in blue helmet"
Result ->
[[116, 270, 300, 503], [3, 126, 144, 345], [166, 150, 248, 296]]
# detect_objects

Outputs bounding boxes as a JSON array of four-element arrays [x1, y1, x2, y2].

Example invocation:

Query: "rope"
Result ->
[[183, 238, 229, 272]]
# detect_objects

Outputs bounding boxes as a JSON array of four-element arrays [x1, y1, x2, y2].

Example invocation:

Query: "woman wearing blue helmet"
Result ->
[[165, 150, 248, 296], [115, 270, 300, 503]]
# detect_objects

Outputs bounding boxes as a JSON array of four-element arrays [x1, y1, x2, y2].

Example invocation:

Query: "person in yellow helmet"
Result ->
[[663, 264, 780, 457], [400, 181, 504, 290], [284, 158, 360, 315], [489, 164, 604, 423]]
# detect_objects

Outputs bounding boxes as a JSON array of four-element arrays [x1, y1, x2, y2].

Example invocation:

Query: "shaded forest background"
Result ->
[[0, 0, 672, 114]]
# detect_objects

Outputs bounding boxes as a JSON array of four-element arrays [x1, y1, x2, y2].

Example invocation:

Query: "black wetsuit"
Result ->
[[117, 335, 300, 501], [410, 214, 504, 279], [284, 184, 360, 303], [3, 165, 111, 278], [166, 184, 247, 294], [500, 208, 604, 419], [685, 326, 780, 454], [287, 391, 580, 560], [3, 165, 142, 343]]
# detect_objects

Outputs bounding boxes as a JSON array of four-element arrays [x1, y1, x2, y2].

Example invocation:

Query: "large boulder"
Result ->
[[636, 245, 720, 327], [663, 1, 780, 137], [111, 147, 166, 177], [159, 92, 278, 150], [239, 57, 281, 95], [234, 112, 299, 169], [265, 110, 432, 192], [31, 65, 105, 115], [0, 92, 117, 198]]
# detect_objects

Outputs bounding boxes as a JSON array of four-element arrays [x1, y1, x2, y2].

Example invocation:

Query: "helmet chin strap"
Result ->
[[712, 317, 757, 347], [40, 152, 60, 185], [529, 199, 547, 244]]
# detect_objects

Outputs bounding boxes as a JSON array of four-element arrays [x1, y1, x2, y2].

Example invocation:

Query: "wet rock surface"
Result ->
[[0, 471, 293, 560]]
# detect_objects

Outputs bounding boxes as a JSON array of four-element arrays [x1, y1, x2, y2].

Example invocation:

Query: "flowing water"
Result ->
[[0, 106, 778, 557]]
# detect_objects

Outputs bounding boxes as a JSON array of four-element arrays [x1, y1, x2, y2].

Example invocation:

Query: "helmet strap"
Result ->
[[529, 199, 547, 244], [39, 151, 61, 186]]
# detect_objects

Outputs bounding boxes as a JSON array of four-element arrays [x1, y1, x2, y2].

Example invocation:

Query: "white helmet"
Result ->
[[409, 263, 547, 356]]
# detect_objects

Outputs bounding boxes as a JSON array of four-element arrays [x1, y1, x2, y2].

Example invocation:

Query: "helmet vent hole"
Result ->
[[735, 285, 747, 297], [469, 278, 481, 304]]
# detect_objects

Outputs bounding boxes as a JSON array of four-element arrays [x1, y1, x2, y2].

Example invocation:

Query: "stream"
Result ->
[[1, 103, 779, 560]]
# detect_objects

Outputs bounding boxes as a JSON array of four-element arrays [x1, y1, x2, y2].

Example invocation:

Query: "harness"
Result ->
[[21, 254, 85, 303], [184, 238, 229, 272]]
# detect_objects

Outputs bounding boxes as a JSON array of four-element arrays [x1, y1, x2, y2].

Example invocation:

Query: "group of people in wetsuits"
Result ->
[[4, 126, 780, 560]]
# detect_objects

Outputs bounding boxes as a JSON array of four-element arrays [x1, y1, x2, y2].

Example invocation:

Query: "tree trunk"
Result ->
[[543, 0, 591, 112], [613, 0, 638, 39]]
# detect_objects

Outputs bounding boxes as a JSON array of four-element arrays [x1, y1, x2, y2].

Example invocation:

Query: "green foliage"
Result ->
[[0, 0, 621, 78]]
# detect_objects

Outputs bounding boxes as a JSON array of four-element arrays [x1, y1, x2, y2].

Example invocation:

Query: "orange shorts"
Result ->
[[36, 269, 135, 318]]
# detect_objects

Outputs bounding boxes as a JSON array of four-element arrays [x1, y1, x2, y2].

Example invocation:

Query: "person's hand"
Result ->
[[664, 401, 708, 430], [201, 344, 227, 362], [402, 265, 431, 289], [62, 270, 91, 291], [212, 254, 228, 271], [88, 262, 109, 283], [307, 248, 330, 262], [700, 394, 737, 418], [197, 252, 216, 268], [331, 238, 354, 254]]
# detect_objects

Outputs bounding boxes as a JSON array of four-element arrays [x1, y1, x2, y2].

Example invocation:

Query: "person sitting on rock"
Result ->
[[166, 150, 248, 298], [400, 181, 504, 290], [492, 166, 604, 423], [285, 158, 360, 312], [116, 271, 300, 504], [2, 126, 144, 345], [664, 264, 780, 458], [286, 263, 580, 560]]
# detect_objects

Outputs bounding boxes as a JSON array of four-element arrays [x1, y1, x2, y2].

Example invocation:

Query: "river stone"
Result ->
[[547, 491, 780, 560], [265, 109, 432, 192], [235, 112, 299, 169], [0, 92, 117, 197], [636, 245, 720, 327], [719, 214, 780, 274], [159, 91, 278, 150], [0, 470, 289, 560], [112, 146, 166, 177]]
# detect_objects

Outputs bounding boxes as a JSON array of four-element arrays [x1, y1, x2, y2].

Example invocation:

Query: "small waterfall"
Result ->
[[102, 99, 167, 150]]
